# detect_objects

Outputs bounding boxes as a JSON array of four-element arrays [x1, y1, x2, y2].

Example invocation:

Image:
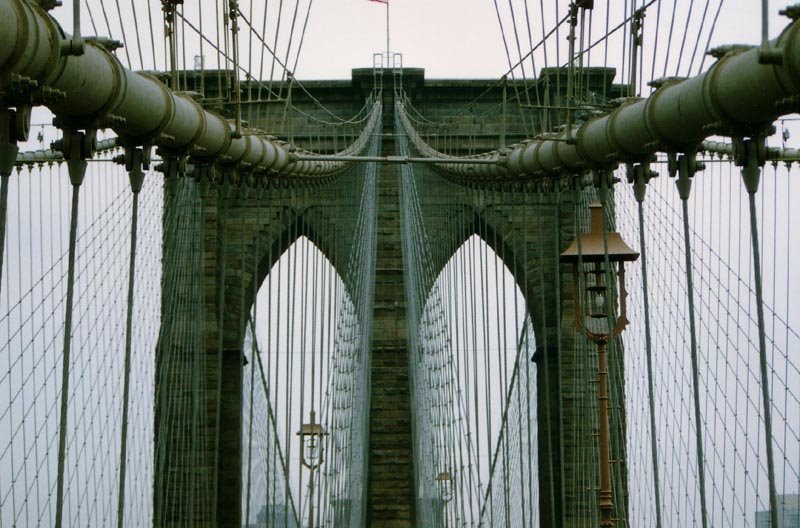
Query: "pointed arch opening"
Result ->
[[411, 233, 540, 527], [241, 235, 369, 528]]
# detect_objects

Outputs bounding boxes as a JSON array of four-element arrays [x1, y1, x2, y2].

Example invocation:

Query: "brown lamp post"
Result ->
[[560, 201, 638, 527], [297, 411, 328, 528]]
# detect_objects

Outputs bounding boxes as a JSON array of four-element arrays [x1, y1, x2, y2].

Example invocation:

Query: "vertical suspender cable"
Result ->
[[630, 165, 663, 528], [536, 183, 557, 527], [235, 183, 248, 525], [229, 0, 243, 136], [244, 181, 263, 527], [117, 148, 146, 528], [740, 140, 779, 528], [72, 0, 84, 53], [212, 178, 230, 524], [55, 132, 89, 528], [675, 154, 709, 528], [553, 184, 566, 525]]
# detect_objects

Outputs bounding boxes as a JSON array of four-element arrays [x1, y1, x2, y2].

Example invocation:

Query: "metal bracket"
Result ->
[[673, 151, 705, 200], [53, 128, 96, 186], [780, 3, 800, 20], [160, 155, 184, 196], [34, 0, 62, 10], [0, 109, 20, 177], [84, 37, 124, 52], [126, 148, 146, 193], [8, 74, 38, 102], [706, 44, 754, 60], [626, 162, 657, 203], [733, 137, 766, 194]]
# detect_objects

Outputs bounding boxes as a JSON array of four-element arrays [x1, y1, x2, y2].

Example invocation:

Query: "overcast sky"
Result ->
[[285, 0, 792, 79]]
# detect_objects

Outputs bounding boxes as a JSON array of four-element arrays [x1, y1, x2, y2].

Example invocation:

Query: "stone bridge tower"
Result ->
[[156, 67, 630, 527]]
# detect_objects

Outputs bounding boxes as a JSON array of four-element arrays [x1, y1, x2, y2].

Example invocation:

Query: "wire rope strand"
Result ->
[[116, 159, 144, 528], [676, 159, 709, 528], [741, 149, 780, 528], [632, 172, 663, 528], [54, 167, 86, 528], [211, 179, 230, 524]]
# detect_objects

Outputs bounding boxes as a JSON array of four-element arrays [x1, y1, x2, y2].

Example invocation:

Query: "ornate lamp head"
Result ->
[[560, 201, 639, 341], [297, 411, 328, 470]]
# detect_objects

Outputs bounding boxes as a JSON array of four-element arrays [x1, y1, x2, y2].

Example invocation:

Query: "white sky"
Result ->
[[290, 0, 790, 79], [40, 1, 800, 81]]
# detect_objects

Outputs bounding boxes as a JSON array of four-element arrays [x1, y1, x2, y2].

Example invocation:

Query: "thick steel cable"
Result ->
[[685, 0, 712, 75], [290, 0, 314, 75], [243, 183, 263, 526], [54, 174, 85, 528], [277, 0, 301, 102], [255, 0, 273, 104], [534, 187, 558, 526], [267, 0, 287, 97], [151, 175, 178, 525], [742, 153, 780, 528], [112, 0, 132, 67], [229, 0, 243, 135], [250, 316, 300, 523], [633, 184, 663, 528], [128, 0, 144, 69], [695, 0, 724, 74], [157, 180, 201, 524], [116, 163, 143, 528], [677, 166, 709, 528], [211, 184, 230, 524]]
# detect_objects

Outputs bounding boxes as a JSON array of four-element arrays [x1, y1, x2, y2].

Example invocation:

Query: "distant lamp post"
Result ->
[[435, 471, 453, 503], [560, 201, 638, 527], [297, 411, 327, 528]]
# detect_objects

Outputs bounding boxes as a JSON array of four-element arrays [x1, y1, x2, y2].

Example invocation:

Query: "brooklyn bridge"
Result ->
[[0, 0, 799, 526]]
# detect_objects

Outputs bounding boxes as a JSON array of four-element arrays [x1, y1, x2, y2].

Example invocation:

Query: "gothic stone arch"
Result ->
[[156, 69, 630, 527]]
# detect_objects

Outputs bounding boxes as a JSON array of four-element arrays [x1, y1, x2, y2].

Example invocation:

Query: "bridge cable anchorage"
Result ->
[[671, 149, 710, 528], [734, 134, 781, 528], [52, 126, 95, 528]]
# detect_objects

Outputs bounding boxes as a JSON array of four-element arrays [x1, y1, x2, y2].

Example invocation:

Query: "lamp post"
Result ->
[[560, 201, 638, 527], [297, 411, 327, 528]]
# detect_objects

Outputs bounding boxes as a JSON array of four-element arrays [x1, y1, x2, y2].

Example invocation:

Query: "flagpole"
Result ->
[[386, 1, 390, 66]]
